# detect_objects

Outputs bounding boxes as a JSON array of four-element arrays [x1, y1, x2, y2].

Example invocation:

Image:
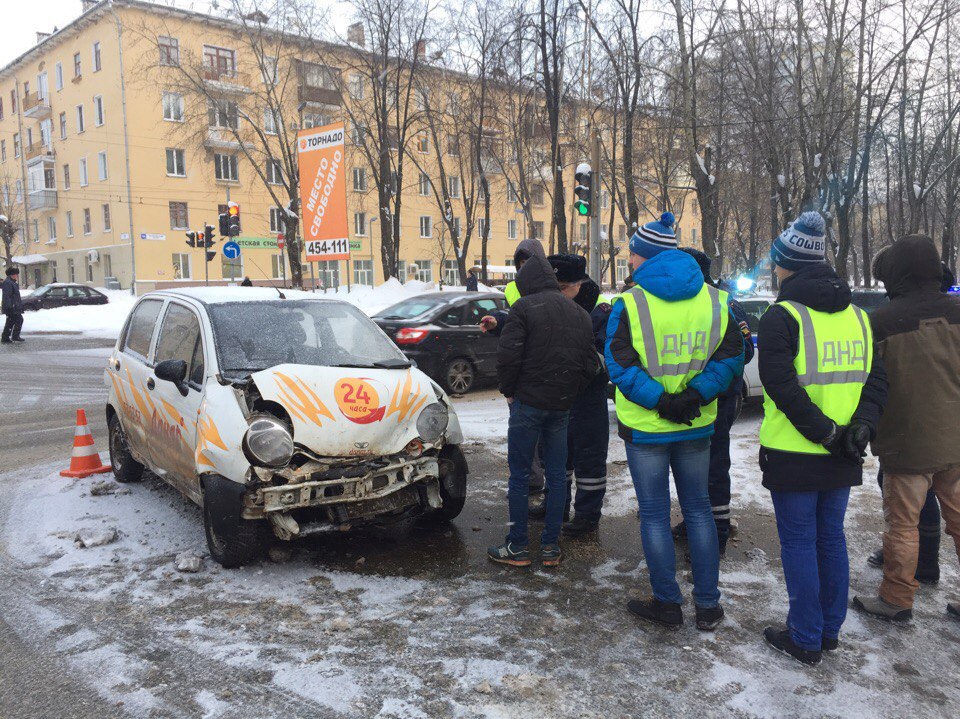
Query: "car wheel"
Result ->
[[202, 474, 266, 568], [733, 387, 745, 423], [421, 445, 468, 524], [442, 358, 475, 395], [109, 413, 144, 483]]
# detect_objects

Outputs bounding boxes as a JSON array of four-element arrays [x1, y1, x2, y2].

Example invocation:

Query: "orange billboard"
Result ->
[[298, 122, 349, 262]]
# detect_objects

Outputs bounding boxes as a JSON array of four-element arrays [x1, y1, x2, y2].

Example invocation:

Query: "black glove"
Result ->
[[821, 422, 847, 458], [656, 389, 703, 426], [842, 421, 871, 465]]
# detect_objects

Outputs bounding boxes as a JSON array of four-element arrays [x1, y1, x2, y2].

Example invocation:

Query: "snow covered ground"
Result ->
[[2, 398, 958, 718], [21, 280, 496, 338]]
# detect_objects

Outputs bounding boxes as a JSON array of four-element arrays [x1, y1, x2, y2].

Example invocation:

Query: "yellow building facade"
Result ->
[[0, 0, 698, 293]]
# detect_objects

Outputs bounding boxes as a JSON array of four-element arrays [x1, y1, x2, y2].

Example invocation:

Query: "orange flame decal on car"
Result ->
[[195, 414, 227, 468], [274, 372, 335, 427], [386, 370, 428, 422]]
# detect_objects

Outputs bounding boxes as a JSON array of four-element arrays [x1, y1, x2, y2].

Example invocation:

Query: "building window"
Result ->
[[172, 252, 191, 280], [479, 218, 489, 239], [15, 179, 22, 202], [507, 181, 518, 202], [93, 96, 104, 126], [13, 133, 20, 158], [302, 113, 331, 130], [30, 219, 39, 244], [271, 253, 285, 279], [0, 97, 3, 120], [97, 151, 108, 181], [222, 254, 243, 280], [530, 220, 544, 239], [0, 140, 5, 162], [579, 223, 588, 243], [349, 74, 364, 100], [162, 92, 183, 121], [203, 45, 236, 79], [79, 157, 88, 186], [76, 105, 85, 133], [418, 172, 430, 197], [301, 61, 339, 90], [214, 154, 239, 182], [169, 201, 189, 230], [269, 207, 283, 233], [54, 63, 63, 92], [452, 217, 461, 237], [63, 164, 70, 190], [261, 56, 279, 86], [448, 175, 461, 199], [83, 208, 92, 235], [353, 167, 367, 192], [73, 52, 81, 78], [447, 134, 459, 156], [67, 257, 75, 282], [616, 259, 629, 284], [416, 132, 429, 153], [354, 212, 367, 236], [264, 109, 278, 135], [64, 211, 73, 237], [208, 99, 239, 129], [166, 148, 186, 177], [443, 260, 460, 286], [531, 184, 545, 205], [47, 216, 57, 241], [102, 253, 112, 278], [350, 122, 366, 145], [92, 42, 102, 72], [159, 36, 179, 66], [266, 160, 283, 185], [59, 111, 67, 139], [419, 215, 432, 238], [353, 259, 373, 285], [507, 219, 518, 240], [10, 90, 17, 114], [86, 256, 94, 282], [102, 204, 111, 231], [413, 259, 432, 282]]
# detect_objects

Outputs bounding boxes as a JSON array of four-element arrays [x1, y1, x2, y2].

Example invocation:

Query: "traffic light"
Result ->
[[227, 201, 241, 237], [204, 224, 216, 249], [185, 231, 198, 248], [574, 162, 592, 217], [219, 212, 230, 237], [206, 251, 217, 262]]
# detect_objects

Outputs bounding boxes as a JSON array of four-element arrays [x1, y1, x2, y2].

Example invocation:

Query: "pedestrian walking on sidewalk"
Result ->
[[1, 266, 24, 344], [606, 213, 745, 632], [759, 211, 887, 666], [853, 235, 960, 624]]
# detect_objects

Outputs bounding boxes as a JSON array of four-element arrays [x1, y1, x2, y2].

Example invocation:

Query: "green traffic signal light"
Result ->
[[576, 201, 589, 216]]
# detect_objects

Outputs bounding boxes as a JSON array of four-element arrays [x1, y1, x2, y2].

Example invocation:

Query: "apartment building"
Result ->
[[0, 0, 697, 292]]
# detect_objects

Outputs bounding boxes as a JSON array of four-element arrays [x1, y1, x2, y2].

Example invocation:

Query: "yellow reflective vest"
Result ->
[[759, 301, 872, 455], [504, 281, 521, 306], [614, 284, 729, 434]]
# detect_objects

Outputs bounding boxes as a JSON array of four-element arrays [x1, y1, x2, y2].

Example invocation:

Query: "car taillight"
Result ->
[[395, 327, 430, 344]]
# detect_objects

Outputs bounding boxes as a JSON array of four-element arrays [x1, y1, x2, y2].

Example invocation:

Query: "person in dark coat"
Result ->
[[465, 267, 479, 292], [1, 266, 24, 343], [672, 248, 755, 555], [240, 276, 254, 287], [488, 252, 600, 568], [758, 212, 888, 665]]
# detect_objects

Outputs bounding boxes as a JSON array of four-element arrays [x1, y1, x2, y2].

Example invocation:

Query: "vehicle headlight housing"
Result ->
[[416, 402, 449, 443], [242, 414, 294, 468]]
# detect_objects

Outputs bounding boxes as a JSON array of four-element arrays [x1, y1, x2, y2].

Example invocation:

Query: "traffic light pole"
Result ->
[[589, 128, 603, 285]]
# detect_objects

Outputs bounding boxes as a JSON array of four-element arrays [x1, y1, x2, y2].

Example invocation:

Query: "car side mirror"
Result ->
[[155, 358, 189, 396]]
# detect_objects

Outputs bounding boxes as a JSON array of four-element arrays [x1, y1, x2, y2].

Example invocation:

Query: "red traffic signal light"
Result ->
[[227, 201, 241, 237]]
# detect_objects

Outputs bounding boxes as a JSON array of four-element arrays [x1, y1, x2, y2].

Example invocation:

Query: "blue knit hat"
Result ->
[[629, 212, 678, 259], [770, 211, 827, 270]]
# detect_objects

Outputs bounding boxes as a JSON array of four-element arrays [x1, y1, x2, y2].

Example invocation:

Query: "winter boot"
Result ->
[[695, 605, 724, 631], [853, 595, 912, 622], [487, 541, 531, 567], [867, 547, 884, 568], [627, 598, 683, 629], [916, 528, 941, 585], [562, 515, 599, 537], [540, 544, 562, 567], [763, 627, 821, 666], [821, 636, 840, 652]]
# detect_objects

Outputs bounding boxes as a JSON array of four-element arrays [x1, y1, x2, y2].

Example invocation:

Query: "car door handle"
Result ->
[[114, 359, 121, 371], [146, 378, 155, 390]]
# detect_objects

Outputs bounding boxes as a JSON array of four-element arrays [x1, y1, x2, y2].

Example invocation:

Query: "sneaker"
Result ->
[[487, 541, 531, 567], [821, 636, 839, 652], [541, 544, 562, 567], [852, 595, 913, 622], [695, 604, 724, 631], [867, 548, 884, 567], [562, 515, 599, 537], [627, 597, 683, 629], [763, 627, 822, 666]]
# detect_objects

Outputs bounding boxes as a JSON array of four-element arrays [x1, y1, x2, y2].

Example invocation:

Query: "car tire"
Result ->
[[421, 445, 468, 524], [733, 387, 745, 424], [442, 357, 475, 395], [202, 474, 266, 568], [108, 413, 144, 483]]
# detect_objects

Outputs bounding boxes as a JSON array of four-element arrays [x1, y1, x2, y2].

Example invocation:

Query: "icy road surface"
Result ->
[[1, 394, 958, 718]]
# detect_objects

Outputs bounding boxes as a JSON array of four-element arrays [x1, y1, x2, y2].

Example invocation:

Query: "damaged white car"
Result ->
[[104, 287, 468, 567]]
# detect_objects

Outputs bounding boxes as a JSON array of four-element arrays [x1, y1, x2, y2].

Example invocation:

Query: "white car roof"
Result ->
[[149, 287, 342, 305]]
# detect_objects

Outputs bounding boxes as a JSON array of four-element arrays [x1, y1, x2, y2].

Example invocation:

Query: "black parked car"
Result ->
[[22, 284, 109, 311], [373, 291, 507, 394]]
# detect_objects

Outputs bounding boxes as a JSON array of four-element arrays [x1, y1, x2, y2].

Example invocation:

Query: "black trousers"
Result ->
[[708, 392, 739, 543], [1, 312, 23, 340]]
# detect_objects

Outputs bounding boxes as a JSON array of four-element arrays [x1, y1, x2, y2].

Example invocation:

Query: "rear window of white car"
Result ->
[[123, 299, 164, 360]]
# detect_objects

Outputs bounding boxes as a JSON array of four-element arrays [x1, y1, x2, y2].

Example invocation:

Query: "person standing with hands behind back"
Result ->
[[2, 266, 25, 344], [759, 211, 887, 666]]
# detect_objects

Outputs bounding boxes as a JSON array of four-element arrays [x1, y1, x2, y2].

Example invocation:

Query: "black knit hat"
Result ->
[[548, 253, 588, 283]]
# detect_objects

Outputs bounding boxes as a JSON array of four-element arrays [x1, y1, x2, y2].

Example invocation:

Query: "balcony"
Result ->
[[203, 128, 243, 150], [22, 91, 51, 119], [28, 189, 58, 211], [297, 85, 342, 109], [25, 143, 55, 166], [202, 68, 252, 95]]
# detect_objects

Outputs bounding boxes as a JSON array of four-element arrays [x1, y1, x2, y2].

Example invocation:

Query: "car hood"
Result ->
[[250, 364, 442, 457]]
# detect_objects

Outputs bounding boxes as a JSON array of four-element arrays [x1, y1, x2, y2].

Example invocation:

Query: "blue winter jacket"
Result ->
[[605, 250, 746, 444]]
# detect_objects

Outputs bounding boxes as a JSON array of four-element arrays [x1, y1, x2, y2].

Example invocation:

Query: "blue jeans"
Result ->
[[770, 488, 850, 651], [625, 437, 720, 608], [507, 400, 570, 546]]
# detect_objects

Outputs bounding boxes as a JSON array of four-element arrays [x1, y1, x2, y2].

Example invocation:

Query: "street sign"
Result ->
[[222, 241, 241, 260], [298, 122, 349, 262], [277, 234, 285, 250]]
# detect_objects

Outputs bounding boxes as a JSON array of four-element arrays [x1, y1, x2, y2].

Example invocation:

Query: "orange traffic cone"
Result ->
[[60, 409, 112, 478]]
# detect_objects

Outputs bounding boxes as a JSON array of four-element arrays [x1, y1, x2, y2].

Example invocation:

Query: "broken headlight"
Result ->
[[242, 414, 294, 468], [416, 402, 449, 443]]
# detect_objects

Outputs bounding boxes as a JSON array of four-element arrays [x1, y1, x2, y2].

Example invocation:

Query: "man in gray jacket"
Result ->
[[1, 266, 24, 343]]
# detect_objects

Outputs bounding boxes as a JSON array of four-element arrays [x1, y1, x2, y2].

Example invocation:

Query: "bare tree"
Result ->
[[0, 171, 25, 269]]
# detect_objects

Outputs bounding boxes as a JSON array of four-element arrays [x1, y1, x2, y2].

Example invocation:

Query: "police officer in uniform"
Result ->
[[606, 213, 745, 632], [758, 212, 887, 665]]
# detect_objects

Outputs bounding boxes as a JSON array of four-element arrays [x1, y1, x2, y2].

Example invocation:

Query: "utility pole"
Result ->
[[589, 128, 602, 284]]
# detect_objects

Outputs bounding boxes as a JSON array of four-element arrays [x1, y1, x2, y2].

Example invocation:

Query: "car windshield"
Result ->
[[31, 284, 53, 296], [374, 296, 449, 320], [851, 291, 889, 313], [738, 299, 771, 334], [208, 300, 407, 376]]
